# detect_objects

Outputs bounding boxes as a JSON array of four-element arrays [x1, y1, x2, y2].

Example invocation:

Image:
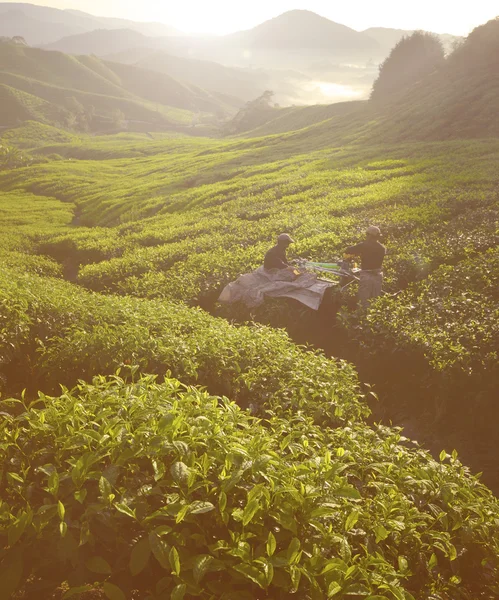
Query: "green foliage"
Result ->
[[0, 266, 366, 424], [1, 75, 499, 600], [1, 375, 498, 599], [371, 31, 445, 104], [0, 143, 29, 170]]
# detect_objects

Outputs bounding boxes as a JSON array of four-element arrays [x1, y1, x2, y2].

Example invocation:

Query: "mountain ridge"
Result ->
[[0, 2, 179, 45]]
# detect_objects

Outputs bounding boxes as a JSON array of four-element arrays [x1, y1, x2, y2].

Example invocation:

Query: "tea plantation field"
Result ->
[[1, 122, 499, 599]]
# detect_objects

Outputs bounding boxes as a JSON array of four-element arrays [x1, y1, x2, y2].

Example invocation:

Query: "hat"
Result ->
[[366, 225, 381, 237], [278, 233, 295, 244]]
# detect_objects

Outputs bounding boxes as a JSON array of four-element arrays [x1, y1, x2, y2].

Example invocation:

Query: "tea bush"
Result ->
[[0, 267, 367, 425], [1, 375, 498, 599], [2, 125, 499, 597]]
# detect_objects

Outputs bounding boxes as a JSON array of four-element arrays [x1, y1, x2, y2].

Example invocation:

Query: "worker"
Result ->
[[264, 233, 295, 272], [344, 226, 386, 308]]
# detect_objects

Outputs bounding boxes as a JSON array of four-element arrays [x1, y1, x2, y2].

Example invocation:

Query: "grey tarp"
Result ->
[[218, 267, 334, 311]]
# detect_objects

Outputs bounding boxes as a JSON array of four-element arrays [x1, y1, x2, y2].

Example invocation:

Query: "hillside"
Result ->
[[0, 82, 71, 125], [370, 17, 499, 141], [237, 100, 367, 137], [0, 41, 238, 131], [0, 2, 178, 45], [1, 117, 499, 598]]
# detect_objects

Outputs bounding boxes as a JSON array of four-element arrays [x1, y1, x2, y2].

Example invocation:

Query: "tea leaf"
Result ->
[[149, 532, 170, 569], [115, 503, 136, 519], [193, 554, 214, 584], [219, 491, 227, 513], [233, 563, 267, 589], [266, 531, 276, 557], [103, 583, 126, 600], [345, 509, 360, 531], [130, 536, 151, 576], [169, 546, 181, 576], [171, 583, 187, 600], [242, 498, 260, 526], [99, 476, 112, 500], [8, 512, 30, 547], [86, 556, 112, 575], [74, 489, 87, 504], [290, 565, 301, 592], [374, 525, 389, 543], [189, 501, 215, 515], [287, 538, 301, 564], [328, 582, 342, 597], [335, 486, 361, 500], [48, 470, 59, 496], [170, 461, 189, 485]]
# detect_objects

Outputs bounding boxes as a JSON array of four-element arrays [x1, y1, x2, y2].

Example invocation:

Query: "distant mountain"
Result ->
[[0, 41, 238, 132], [43, 34, 276, 103], [225, 10, 380, 53], [42, 28, 157, 56], [0, 3, 179, 45], [363, 27, 462, 54], [46, 10, 383, 70], [132, 51, 271, 103]]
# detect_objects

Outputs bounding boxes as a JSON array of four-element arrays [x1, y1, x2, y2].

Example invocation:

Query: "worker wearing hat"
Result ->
[[344, 226, 386, 308], [264, 233, 296, 272]]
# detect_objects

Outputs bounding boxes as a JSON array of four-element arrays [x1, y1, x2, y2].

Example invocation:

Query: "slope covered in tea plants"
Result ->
[[1, 172, 498, 598], [1, 56, 499, 596], [2, 122, 498, 486]]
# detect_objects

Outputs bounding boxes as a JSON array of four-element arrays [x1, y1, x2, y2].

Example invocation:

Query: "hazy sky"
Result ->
[[3, 0, 498, 35]]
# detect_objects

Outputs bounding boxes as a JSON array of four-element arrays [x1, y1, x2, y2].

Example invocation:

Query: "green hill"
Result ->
[[0, 83, 71, 126], [364, 19, 499, 142], [0, 41, 238, 131], [234, 100, 367, 137]]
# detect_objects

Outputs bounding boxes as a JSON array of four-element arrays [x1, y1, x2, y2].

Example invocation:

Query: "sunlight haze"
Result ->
[[1, 0, 497, 34]]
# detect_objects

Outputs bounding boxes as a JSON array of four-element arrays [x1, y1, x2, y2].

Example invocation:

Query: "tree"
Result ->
[[370, 32, 445, 104], [111, 108, 126, 130], [0, 144, 28, 170], [223, 91, 276, 135], [64, 97, 94, 132]]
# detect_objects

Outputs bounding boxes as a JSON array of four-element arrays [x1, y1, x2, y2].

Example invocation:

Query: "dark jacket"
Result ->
[[346, 239, 386, 270], [264, 244, 289, 270]]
